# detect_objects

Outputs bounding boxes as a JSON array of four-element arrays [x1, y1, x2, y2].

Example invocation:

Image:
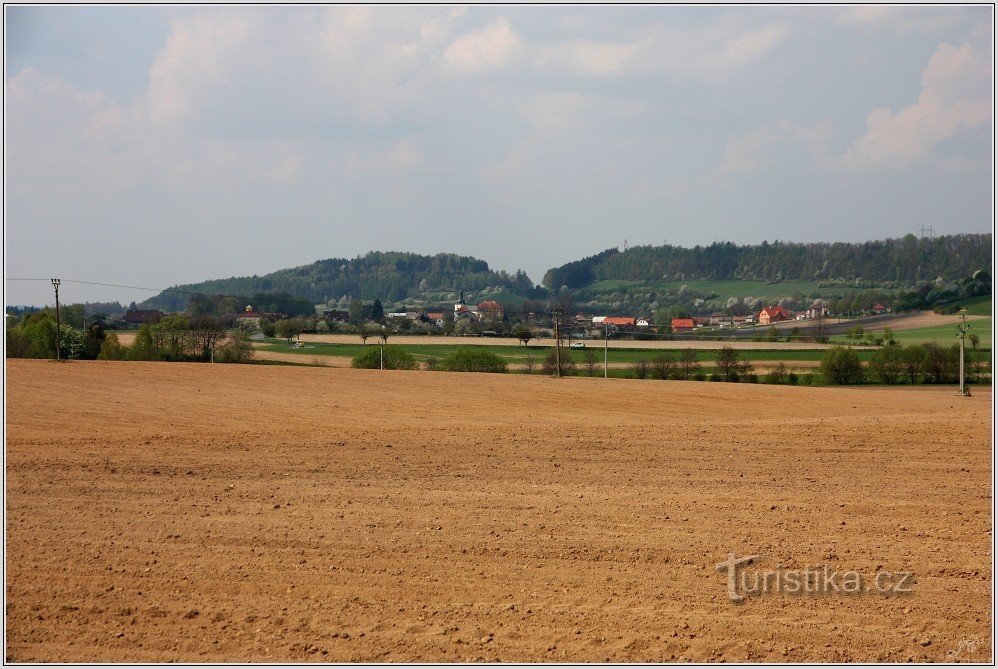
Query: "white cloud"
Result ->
[[718, 120, 833, 174], [532, 18, 790, 81], [841, 42, 991, 169], [442, 18, 522, 73], [534, 40, 638, 77]]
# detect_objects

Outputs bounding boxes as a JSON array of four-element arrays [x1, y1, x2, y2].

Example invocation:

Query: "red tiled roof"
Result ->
[[761, 306, 791, 319], [671, 318, 695, 329], [604, 317, 636, 326]]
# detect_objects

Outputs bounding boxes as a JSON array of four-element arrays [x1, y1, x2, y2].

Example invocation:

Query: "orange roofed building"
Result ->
[[671, 318, 695, 332], [758, 306, 792, 325]]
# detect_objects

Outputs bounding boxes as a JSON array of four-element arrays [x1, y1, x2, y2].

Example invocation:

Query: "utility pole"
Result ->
[[957, 311, 971, 396], [553, 309, 562, 378], [604, 322, 609, 379], [51, 278, 61, 361]]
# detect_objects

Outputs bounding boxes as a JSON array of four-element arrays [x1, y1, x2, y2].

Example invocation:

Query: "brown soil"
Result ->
[[5, 359, 992, 662]]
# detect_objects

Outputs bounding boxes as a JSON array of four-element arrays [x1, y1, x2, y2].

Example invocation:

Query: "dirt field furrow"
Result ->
[[4, 359, 992, 663]]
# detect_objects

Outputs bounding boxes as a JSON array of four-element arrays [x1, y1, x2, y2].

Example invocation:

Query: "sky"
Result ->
[[4, 5, 994, 306]]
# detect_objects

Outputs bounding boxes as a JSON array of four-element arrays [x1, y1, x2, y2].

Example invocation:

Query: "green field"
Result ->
[[260, 339, 879, 365], [938, 295, 992, 316], [888, 318, 991, 346]]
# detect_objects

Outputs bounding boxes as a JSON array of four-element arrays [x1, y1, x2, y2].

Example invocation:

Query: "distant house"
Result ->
[[635, 318, 651, 327], [386, 312, 409, 319], [477, 300, 504, 321], [426, 311, 445, 327], [692, 317, 711, 327], [235, 305, 265, 328], [731, 316, 748, 326], [603, 317, 636, 328], [758, 306, 792, 325], [804, 300, 829, 320], [709, 312, 730, 326], [873, 303, 889, 315], [671, 318, 695, 332], [324, 309, 350, 322], [124, 309, 163, 326], [592, 315, 606, 325]]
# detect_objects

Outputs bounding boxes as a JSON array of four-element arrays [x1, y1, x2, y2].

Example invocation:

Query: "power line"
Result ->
[[6, 277, 315, 308]]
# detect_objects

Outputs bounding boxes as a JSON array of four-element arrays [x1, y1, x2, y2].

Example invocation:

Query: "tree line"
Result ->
[[139, 251, 543, 311], [5, 310, 252, 364], [544, 234, 992, 289]]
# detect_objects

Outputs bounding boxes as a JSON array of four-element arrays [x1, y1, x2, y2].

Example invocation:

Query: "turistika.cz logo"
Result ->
[[715, 554, 914, 603]]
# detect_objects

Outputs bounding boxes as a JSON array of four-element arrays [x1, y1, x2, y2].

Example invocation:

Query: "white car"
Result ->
[[570, 341, 585, 349]]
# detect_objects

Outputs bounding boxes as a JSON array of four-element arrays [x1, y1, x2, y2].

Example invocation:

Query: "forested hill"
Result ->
[[139, 252, 538, 312], [543, 234, 992, 290]]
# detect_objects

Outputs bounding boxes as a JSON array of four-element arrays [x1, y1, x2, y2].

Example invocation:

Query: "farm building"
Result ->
[[671, 318, 695, 332], [477, 300, 504, 321], [758, 306, 792, 325], [124, 309, 164, 325]]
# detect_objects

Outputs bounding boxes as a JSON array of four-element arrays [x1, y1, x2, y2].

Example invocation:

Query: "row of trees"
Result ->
[[142, 251, 544, 311], [6, 310, 253, 364], [821, 344, 987, 385], [549, 234, 991, 287]]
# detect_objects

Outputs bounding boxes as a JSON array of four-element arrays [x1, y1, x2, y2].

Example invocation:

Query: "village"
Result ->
[[119, 294, 893, 339]]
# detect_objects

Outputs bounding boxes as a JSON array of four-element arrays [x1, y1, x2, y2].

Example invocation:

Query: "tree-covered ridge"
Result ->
[[544, 234, 992, 290], [139, 251, 538, 312]]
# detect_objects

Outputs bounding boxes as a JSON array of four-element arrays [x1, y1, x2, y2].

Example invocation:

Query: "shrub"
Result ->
[[216, 332, 254, 364], [632, 357, 650, 379], [819, 346, 865, 385], [900, 345, 928, 384], [97, 333, 125, 361], [542, 349, 576, 376], [867, 345, 903, 384], [351, 345, 417, 370], [715, 346, 752, 382], [436, 347, 508, 373], [650, 353, 676, 380], [765, 361, 789, 384]]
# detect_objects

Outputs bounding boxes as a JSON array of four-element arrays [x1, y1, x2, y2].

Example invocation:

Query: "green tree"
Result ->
[[819, 347, 864, 385], [129, 324, 158, 361], [676, 349, 701, 380], [97, 333, 126, 360], [189, 315, 224, 361], [900, 345, 928, 384], [922, 343, 958, 383], [867, 345, 904, 384], [514, 325, 535, 346], [215, 331, 254, 363], [275, 318, 303, 343], [715, 346, 751, 382], [651, 353, 676, 380]]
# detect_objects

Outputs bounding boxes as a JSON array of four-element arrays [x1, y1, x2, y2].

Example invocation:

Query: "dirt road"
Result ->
[[5, 360, 992, 662]]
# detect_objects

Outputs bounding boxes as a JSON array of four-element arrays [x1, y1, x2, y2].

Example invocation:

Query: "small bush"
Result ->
[[216, 332, 254, 364], [436, 348, 508, 373], [351, 345, 417, 370], [632, 357, 650, 379], [819, 346, 865, 385], [542, 349, 576, 376]]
